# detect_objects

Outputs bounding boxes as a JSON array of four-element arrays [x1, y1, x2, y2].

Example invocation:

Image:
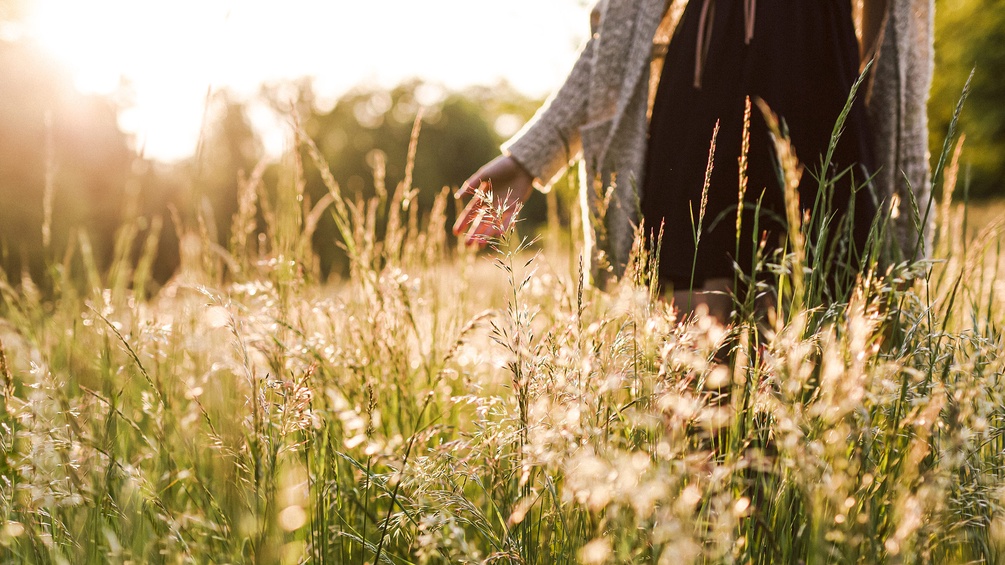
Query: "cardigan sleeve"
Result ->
[[862, 0, 935, 260], [500, 4, 602, 189]]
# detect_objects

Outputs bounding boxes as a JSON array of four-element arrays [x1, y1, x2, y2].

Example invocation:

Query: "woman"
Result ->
[[452, 0, 933, 314]]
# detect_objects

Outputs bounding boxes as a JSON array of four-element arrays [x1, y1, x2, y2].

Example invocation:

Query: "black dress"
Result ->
[[641, 0, 876, 289]]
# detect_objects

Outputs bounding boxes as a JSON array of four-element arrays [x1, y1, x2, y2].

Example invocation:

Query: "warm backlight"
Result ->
[[23, 0, 591, 162]]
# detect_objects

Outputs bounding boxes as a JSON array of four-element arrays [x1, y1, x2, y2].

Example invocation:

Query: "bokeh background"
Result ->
[[0, 0, 1000, 287]]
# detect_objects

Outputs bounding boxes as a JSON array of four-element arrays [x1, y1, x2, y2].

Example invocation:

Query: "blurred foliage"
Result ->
[[307, 81, 497, 206], [3, 0, 1000, 290], [126, 94, 265, 285], [195, 91, 265, 249], [0, 40, 131, 284], [930, 0, 1005, 198], [0, 36, 546, 286], [290, 79, 547, 277]]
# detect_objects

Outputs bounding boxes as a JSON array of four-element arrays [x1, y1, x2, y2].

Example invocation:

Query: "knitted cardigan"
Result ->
[[503, 0, 934, 283]]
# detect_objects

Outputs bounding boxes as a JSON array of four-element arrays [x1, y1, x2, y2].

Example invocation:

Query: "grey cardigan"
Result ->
[[503, 0, 935, 283]]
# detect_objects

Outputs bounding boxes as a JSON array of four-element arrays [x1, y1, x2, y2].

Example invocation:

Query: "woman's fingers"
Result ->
[[454, 176, 482, 199], [461, 195, 523, 246], [452, 195, 479, 235], [464, 209, 492, 246], [453, 157, 532, 245]]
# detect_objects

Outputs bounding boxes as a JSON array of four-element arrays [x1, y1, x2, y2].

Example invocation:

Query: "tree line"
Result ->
[[0, 0, 1001, 289]]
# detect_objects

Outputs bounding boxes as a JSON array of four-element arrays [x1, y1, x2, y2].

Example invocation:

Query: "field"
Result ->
[[0, 125, 1004, 565]]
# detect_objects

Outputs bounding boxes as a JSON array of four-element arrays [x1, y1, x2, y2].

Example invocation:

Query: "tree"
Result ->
[[301, 80, 532, 277], [930, 0, 1005, 198], [191, 92, 264, 245]]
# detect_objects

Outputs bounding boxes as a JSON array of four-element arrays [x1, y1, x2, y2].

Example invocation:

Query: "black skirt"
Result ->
[[641, 0, 876, 289]]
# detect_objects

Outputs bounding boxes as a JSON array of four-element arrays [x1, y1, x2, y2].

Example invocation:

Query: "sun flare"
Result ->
[[25, 0, 233, 160], [28, 1, 128, 95], [21, 0, 591, 162]]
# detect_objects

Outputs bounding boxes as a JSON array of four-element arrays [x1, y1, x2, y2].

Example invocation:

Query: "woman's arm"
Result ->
[[451, 2, 606, 244], [499, 2, 607, 188]]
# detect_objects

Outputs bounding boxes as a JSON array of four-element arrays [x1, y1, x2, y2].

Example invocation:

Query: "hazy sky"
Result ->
[[23, 0, 592, 161]]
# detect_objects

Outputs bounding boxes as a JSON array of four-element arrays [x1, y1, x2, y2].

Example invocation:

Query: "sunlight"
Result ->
[[27, 1, 227, 95], [23, 0, 591, 161], [27, 2, 122, 94], [25, 0, 231, 159], [27, 3, 120, 93]]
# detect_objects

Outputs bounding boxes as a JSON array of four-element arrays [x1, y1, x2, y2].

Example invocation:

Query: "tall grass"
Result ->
[[0, 99, 1003, 564]]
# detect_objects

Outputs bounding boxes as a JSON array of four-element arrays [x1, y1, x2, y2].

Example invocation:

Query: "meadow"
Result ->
[[0, 105, 1003, 565]]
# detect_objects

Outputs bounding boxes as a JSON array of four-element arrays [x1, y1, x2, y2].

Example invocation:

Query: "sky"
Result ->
[[21, 0, 593, 162]]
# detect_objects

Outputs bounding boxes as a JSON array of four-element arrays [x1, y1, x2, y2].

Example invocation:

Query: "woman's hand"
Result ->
[[452, 155, 535, 246]]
